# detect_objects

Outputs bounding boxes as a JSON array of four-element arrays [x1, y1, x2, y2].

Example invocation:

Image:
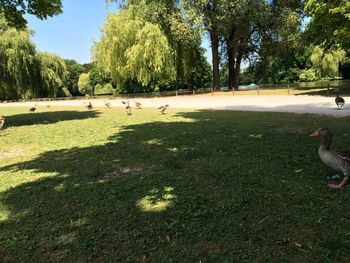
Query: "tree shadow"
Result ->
[[294, 87, 350, 97], [4, 111, 100, 127], [1, 110, 350, 261]]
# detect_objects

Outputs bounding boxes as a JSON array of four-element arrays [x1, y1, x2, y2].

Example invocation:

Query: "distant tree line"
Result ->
[[1, 0, 350, 100]]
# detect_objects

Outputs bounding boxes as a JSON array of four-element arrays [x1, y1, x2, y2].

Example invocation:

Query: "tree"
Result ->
[[0, 15, 37, 99], [0, 0, 63, 29], [183, 0, 223, 90], [310, 46, 346, 79], [236, 0, 306, 85], [63, 59, 84, 96], [305, 0, 350, 51], [220, 0, 263, 89], [93, 9, 176, 90], [36, 52, 67, 97], [78, 73, 92, 95]]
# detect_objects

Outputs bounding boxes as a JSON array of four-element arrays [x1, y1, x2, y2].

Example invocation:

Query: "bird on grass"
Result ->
[[0, 116, 5, 130], [104, 100, 111, 108], [335, 91, 345, 110], [158, 104, 169, 114], [310, 127, 350, 189], [87, 101, 93, 111], [134, 100, 142, 109], [122, 101, 132, 115], [29, 104, 37, 112]]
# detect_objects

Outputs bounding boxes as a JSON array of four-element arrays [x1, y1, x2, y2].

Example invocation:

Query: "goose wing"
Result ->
[[337, 149, 350, 161]]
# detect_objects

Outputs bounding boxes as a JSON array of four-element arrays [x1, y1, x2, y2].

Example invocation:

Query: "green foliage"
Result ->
[[58, 87, 72, 97], [305, 0, 350, 51], [77, 73, 92, 95], [63, 59, 84, 96], [36, 52, 68, 97], [0, 14, 69, 100], [93, 9, 176, 89], [94, 83, 114, 95], [310, 46, 346, 79], [299, 68, 318, 82], [0, 0, 63, 29], [0, 21, 37, 99], [88, 68, 111, 87]]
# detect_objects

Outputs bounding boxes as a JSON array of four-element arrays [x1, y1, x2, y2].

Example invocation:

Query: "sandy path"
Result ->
[[0, 95, 349, 117]]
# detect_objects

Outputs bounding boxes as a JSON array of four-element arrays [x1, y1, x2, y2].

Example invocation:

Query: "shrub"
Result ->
[[94, 83, 114, 95], [78, 73, 92, 95], [299, 68, 318, 82], [58, 87, 72, 97]]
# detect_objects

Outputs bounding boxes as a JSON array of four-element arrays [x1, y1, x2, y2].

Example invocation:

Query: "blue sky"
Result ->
[[26, 0, 118, 64], [26, 0, 211, 64]]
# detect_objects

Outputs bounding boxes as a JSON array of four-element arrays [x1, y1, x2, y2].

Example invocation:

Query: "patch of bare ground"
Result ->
[[104, 164, 146, 179], [0, 146, 26, 159]]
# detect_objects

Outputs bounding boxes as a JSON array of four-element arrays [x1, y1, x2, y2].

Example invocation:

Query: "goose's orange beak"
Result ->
[[310, 130, 320, 137]]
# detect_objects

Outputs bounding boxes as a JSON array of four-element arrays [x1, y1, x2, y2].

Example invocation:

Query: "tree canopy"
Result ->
[[1, 0, 350, 100], [305, 0, 350, 51], [0, 14, 68, 100], [0, 0, 63, 29]]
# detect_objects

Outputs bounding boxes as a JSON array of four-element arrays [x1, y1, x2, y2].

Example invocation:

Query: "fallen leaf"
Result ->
[[293, 242, 302, 248]]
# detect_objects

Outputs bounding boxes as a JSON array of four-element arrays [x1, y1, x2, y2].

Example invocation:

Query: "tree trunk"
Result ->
[[227, 41, 235, 90], [233, 50, 243, 90], [210, 29, 220, 90], [227, 26, 236, 90]]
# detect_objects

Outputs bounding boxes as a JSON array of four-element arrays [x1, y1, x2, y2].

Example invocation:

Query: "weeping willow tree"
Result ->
[[0, 13, 68, 100], [36, 52, 67, 97], [310, 46, 346, 79], [93, 8, 176, 91], [0, 19, 37, 99]]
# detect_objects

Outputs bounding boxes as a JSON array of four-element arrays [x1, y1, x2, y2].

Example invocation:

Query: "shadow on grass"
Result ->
[[294, 87, 350, 97], [1, 110, 350, 261], [4, 111, 100, 127]]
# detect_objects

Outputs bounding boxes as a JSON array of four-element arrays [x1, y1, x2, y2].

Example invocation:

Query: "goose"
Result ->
[[310, 127, 350, 189], [124, 101, 131, 115], [335, 91, 345, 109], [104, 100, 111, 108], [87, 101, 93, 111], [158, 104, 169, 114], [29, 104, 37, 112], [0, 116, 5, 130], [134, 100, 142, 109]]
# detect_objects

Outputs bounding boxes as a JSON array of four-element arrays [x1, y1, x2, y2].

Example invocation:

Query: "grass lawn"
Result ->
[[1, 106, 350, 262], [206, 87, 339, 97]]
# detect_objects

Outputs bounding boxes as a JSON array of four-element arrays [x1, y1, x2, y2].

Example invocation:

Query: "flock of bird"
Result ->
[[84, 99, 169, 116], [1, 91, 350, 189], [0, 91, 346, 131], [0, 99, 170, 131]]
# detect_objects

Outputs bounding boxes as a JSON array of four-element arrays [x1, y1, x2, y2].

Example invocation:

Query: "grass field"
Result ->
[[205, 87, 339, 97], [1, 106, 350, 262]]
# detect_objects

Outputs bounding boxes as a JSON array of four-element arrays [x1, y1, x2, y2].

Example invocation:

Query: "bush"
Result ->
[[78, 73, 92, 95], [58, 87, 72, 97], [299, 68, 318, 82], [94, 83, 114, 95]]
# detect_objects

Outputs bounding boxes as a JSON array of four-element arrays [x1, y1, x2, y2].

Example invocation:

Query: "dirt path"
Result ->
[[1, 95, 349, 117]]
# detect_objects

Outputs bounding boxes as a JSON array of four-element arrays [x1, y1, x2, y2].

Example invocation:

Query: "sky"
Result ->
[[25, 0, 212, 65], [26, 0, 118, 64]]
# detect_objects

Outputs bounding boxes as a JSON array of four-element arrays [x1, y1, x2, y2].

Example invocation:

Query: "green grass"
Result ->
[[1, 106, 350, 262], [203, 87, 338, 96]]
